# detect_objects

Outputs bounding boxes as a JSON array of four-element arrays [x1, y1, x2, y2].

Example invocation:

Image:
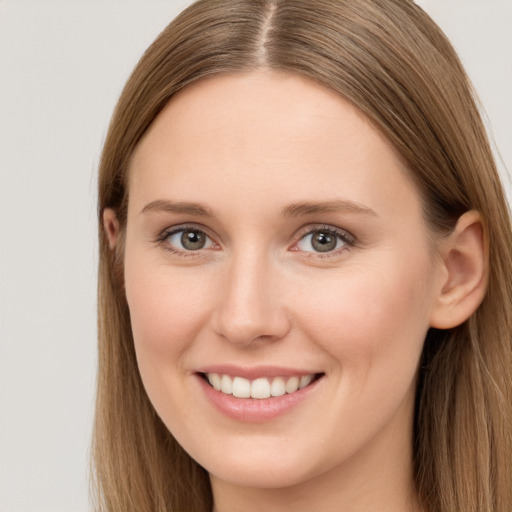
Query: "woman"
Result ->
[[93, 0, 512, 511]]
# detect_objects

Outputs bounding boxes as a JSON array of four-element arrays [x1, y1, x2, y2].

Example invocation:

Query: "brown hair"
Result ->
[[93, 1, 512, 510]]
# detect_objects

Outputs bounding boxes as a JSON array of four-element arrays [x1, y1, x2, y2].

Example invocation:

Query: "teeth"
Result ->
[[207, 373, 222, 391], [251, 377, 271, 399], [232, 377, 251, 398], [270, 377, 286, 397], [205, 373, 316, 399], [285, 376, 300, 394], [299, 374, 313, 389], [221, 374, 232, 394]]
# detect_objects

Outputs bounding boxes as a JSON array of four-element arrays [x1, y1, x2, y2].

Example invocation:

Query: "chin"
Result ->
[[208, 458, 316, 490], [191, 436, 327, 490]]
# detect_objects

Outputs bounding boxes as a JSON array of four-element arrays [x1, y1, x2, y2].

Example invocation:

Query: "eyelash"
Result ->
[[155, 224, 357, 258], [293, 225, 356, 258], [155, 224, 216, 258]]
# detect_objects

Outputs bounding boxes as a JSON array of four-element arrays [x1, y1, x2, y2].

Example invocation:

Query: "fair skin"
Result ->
[[104, 71, 486, 512]]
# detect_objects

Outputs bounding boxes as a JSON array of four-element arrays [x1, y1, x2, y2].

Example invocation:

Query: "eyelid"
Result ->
[[291, 224, 357, 255], [155, 223, 220, 256], [154, 222, 357, 258]]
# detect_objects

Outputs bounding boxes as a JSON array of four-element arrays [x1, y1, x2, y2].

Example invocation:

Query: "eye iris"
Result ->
[[312, 231, 336, 252], [181, 230, 206, 250]]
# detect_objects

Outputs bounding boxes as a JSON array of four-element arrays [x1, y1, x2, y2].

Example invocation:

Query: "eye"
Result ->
[[165, 228, 215, 251], [295, 227, 354, 254]]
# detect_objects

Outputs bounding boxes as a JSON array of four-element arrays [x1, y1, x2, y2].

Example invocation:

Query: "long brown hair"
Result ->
[[93, 1, 512, 510]]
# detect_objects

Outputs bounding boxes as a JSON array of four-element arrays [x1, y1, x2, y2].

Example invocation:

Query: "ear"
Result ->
[[429, 210, 488, 329], [103, 208, 120, 250]]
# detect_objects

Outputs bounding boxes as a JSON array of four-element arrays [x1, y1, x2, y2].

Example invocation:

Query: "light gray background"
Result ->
[[0, 1, 510, 511]]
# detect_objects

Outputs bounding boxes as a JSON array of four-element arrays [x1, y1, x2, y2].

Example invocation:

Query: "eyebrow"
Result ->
[[280, 200, 378, 218], [140, 200, 213, 217], [140, 199, 378, 218]]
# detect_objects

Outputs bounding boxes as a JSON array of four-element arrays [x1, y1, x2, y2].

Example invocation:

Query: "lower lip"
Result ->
[[196, 374, 323, 422]]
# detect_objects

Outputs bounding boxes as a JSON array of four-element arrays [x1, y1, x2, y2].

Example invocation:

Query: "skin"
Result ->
[[104, 70, 487, 512]]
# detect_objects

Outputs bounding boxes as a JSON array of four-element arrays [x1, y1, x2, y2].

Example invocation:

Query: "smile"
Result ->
[[204, 372, 318, 399]]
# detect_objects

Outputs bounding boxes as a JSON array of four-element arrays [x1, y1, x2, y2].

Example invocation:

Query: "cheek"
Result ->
[[282, 257, 434, 460], [125, 260, 215, 359], [296, 257, 433, 383], [123, 256, 219, 426], [123, 250, 222, 431]]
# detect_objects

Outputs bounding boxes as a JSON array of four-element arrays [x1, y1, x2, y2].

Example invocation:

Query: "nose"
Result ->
[[212, 252, 291, 346]]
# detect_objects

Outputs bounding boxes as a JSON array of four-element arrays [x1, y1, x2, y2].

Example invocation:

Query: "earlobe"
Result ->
[[429, 210, 488, 329], [103, 208, 120, 250]]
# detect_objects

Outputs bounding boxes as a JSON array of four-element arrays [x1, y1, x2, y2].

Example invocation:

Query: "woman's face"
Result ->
[[122, 71, 444, 490]]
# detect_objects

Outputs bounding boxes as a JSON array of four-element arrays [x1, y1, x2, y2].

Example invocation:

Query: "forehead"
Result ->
[[128, 70, 421, 222]]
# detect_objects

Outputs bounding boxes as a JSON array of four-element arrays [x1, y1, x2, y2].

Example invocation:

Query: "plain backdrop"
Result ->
[[0, 1, 510, 511]]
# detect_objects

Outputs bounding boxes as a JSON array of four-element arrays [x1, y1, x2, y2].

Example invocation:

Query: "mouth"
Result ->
[[200, 372, 324, 400]]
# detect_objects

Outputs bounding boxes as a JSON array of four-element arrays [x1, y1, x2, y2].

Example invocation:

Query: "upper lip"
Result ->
[[196, 364, 323, 380]]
